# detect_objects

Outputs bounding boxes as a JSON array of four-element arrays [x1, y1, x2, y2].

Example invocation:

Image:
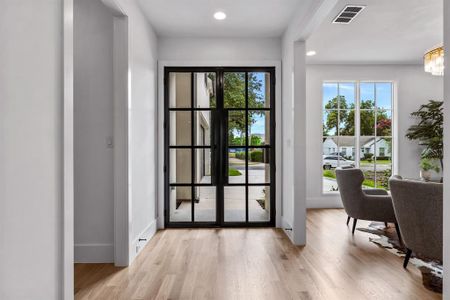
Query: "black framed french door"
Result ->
[[164, 67, 275, 227]]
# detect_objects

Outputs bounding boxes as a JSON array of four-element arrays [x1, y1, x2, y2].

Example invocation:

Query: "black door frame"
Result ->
[[164, 66, 276, 228]]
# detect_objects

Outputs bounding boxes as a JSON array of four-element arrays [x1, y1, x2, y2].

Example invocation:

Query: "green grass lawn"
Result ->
[[362, 179, 376, 187], [360, 159, 391, 165], [229, 168, 242, 176], [323, 170, 336, 179], [322, 169, 378, 189]]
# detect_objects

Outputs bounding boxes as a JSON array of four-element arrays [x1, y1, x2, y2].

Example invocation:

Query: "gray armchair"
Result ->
[[389, 176, 443, 268], [335, 168, 401, 239]]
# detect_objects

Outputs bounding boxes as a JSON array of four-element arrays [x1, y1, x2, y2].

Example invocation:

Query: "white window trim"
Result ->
[[321, 80, 398, 195]]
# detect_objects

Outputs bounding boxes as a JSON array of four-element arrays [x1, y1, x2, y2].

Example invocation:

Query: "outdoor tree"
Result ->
[[337, 99, 390, 136], [225, 73, 265, 143], [339, 105, 355, 136], [376, 117, 392, 136], [323, 96, 349, 136]]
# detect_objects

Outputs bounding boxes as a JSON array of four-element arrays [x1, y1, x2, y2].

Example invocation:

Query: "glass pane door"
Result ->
[[224, 71, 272, 224], [167, 72, 217, 224], [165, 68, 275, 227]]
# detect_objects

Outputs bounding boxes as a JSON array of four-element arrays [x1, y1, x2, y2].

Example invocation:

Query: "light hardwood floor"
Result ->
[[75, 209, 441, 300]]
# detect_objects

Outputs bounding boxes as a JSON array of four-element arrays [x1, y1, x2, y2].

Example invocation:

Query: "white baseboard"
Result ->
[[130, 219, 157, 263], [74, 243, 114, 263], [281, 217, 294, 243]]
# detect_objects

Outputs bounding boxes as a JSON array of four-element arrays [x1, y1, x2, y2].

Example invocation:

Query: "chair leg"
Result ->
[[352, 219, 358, 234], [394, 222, 402, 244], [346, 216, 351, 226], [404, 248, 412, 268]]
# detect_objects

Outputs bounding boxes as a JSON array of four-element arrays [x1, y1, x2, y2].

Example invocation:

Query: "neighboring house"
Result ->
[[322, 136, 390, 158], [322, 137, 338, 155], [322, 137, 355, 158], [361, 138, 391, 157]]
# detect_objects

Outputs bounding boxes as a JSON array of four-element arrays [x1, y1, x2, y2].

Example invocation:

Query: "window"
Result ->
[[322, 82, 394, 192]]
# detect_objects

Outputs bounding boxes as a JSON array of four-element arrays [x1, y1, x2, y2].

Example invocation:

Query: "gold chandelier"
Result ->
[[424, 46, 444, 76]]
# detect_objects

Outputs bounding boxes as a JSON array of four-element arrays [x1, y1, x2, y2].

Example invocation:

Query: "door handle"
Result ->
[[211, 143, 218, 185]]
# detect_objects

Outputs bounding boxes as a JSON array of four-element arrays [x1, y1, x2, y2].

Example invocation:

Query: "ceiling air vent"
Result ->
[[332, 5, 365, 24]]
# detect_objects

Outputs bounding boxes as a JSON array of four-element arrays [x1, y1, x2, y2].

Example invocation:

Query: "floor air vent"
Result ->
[[332, 5, 365, 24]]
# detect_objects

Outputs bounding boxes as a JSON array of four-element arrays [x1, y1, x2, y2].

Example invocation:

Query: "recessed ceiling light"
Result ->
[[306, 50, 317, 56], [214, 11, 226, 20]]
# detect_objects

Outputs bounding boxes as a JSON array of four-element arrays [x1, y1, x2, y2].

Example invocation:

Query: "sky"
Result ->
[[251, 113, 266, 135], [250, 72, 267, 136], [323, 82, 392, 110]]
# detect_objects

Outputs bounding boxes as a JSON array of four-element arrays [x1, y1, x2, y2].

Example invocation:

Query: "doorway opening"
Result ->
[[164, 67, 276, 227]]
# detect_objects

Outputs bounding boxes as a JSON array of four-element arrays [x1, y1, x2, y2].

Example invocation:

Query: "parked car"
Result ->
[[323, 155, 355, 170]]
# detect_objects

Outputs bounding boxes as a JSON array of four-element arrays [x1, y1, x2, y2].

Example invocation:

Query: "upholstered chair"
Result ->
[[389, 176, 443, 268], [335, 168, 401, 239]]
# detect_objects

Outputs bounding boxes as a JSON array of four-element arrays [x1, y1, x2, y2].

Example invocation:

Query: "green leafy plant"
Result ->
[[249, 150, 264, 162], [419, 158, 440, 172], [250, 135, 263, 146], [378, 169, 392, 190], [235, 151, 245, 160], [363, 153, 374, 162], [406, 100, 444, 170]]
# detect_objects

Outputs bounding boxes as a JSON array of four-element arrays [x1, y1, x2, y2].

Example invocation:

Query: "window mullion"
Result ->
[[374, 83, 377, 186], [355, 81, 361, 168], [337, 83, 340, 167]]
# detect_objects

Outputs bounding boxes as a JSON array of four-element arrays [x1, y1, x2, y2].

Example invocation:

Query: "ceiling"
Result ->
[[138, 0, 310, 38], [306, 0, 443, 64]]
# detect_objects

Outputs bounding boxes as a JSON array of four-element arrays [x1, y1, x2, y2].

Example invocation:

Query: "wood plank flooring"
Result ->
[[75, 209, 441, 299]]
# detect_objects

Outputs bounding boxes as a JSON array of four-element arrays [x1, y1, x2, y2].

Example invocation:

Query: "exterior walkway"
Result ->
[[170, 157, 270, 222]]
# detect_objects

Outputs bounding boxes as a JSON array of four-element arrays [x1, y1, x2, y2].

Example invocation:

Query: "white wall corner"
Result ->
[[113, 13, 130, 268], [63, 0, 74, 298], [292, 41, 307, 246], [443, 0, 450, 298]]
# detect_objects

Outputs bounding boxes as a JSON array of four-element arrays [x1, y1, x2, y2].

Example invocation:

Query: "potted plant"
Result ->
[[419, 158, 440, 181], [406, 100, 443, 181]]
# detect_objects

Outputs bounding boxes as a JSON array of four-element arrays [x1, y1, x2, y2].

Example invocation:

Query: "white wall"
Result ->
[[443, 0, 450, 297], [280, 35, 295, 237], [74, 0, 115, 263], [0, 1, 64, 299], [306, 64, 444, 207], [292, 41, 308, 244], [117, 0, 159, 262], [158, 37, 281, 61]]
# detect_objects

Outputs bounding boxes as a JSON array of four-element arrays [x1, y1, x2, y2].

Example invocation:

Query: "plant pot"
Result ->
[[420, 170, 432, 182]]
